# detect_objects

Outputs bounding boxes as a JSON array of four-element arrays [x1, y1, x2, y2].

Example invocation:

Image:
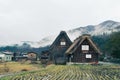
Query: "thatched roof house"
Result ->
[[66, 34, 101, 63], [49, 31, 72, 64]]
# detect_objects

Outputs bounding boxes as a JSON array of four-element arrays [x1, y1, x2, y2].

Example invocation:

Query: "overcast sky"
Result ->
[[0, 0, 120, 45]]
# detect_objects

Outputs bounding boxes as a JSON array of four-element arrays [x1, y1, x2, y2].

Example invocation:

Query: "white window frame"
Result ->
[[82, 45, 89, 50], [86, 54, 92, 58], [60, 41, 66, 46]]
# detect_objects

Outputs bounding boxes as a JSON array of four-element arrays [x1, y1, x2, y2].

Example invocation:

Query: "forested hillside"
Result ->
[[0, 43, 49, 54], [92, 31, 120, 61]]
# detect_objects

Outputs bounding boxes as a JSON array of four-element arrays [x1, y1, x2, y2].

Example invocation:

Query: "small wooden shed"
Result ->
[[66, 34, 101, 63], [49, 31, 72, 64]]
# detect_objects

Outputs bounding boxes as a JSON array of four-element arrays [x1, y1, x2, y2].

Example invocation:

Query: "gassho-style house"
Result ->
[[41, 31, 102, 64]]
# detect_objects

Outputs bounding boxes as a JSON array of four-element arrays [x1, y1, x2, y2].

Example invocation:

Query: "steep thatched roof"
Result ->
[[65, 34, 102, 55], [50, 31, 72, 49]]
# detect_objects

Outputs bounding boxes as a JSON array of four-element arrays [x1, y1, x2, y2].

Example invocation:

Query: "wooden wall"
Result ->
[[71, 39, 99, 63]]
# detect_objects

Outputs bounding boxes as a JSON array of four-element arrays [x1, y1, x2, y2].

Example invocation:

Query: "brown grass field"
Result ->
[[0, 61, 42, 74]]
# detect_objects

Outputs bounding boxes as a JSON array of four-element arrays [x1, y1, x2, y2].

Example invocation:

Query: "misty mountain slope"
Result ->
[[93, 20, 120, 35], [67, 25, 95, 41], [68, 20, 120, 37]]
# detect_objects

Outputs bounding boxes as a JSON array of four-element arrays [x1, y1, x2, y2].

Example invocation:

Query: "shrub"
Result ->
[[21, 69, 28, 72]]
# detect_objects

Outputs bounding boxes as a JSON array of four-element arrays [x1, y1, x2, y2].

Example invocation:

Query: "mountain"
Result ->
[[1, 20, 120, 48], [36, 20, 120, 47], [68, 20, 120, 39]]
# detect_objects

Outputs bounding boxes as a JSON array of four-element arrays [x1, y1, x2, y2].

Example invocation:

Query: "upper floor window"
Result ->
[[60, 42, 66, 46], [81, 45, 89, 50]]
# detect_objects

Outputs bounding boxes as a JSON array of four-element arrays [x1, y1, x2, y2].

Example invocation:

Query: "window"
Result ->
[[9, 56, 11, 60], [86, 54, 92, 58], [82, 45, 89, 50], [6, 57, 8, 60], [60, 42, 66, 45]]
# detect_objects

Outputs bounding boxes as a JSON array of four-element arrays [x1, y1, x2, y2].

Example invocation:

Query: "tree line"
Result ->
[[92, 31, 120, 62]]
